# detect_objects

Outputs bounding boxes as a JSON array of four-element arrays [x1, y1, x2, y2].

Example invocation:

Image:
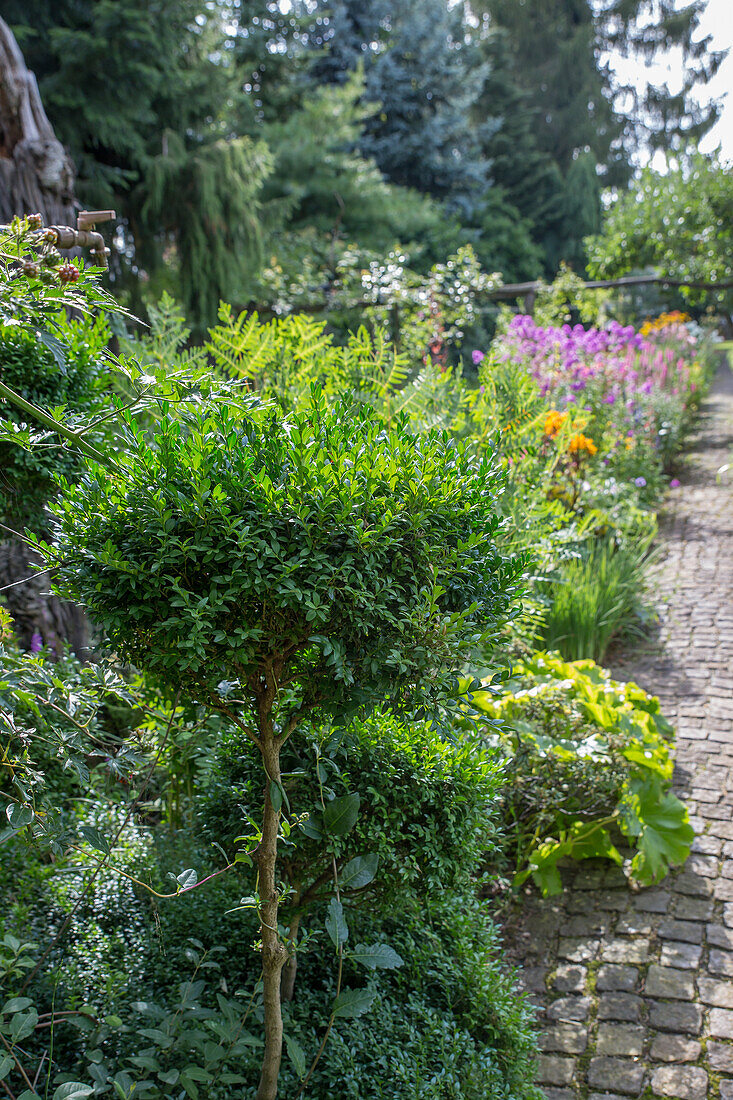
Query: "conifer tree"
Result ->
[[3, 0, 276, 324], [312, 0, 492, 218]]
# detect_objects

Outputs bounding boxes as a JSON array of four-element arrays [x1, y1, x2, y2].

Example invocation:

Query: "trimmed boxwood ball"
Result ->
[[51, 391, 523, 715], [48, 388, 525, 1099]]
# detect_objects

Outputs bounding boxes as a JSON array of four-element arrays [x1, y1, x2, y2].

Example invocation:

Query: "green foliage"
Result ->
[[466, 652, 694, 894], [50, 393, 522, 715], [141, 132, 273, 327], [0, 880, 542, 1100], [539, 534, 655, 662], [201, 710, 502, 911], [587, 153, 733, 310], [0, 316, 107, 527], [0, 624, 142, 851]]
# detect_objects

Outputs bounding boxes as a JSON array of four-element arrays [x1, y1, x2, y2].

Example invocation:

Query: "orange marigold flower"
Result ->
[[640, 310, 691, 335], [544, 410, 568, 438], [568, 432, 597, 456]]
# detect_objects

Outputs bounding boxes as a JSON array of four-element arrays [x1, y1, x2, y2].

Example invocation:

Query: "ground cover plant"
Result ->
[[461, 654, 695, 895]]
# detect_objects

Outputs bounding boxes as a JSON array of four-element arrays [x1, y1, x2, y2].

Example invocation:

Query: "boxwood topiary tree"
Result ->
[[49, 389, 523, 1099]]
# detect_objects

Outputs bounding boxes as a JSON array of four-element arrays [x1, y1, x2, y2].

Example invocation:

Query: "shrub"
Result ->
[[48, 390, 523, 1098], [200, 710, 502, 935]]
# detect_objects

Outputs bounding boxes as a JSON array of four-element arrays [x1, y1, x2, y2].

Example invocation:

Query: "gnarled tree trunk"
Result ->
[[0, 18, 88, 655], [0, 16, 76, 225]]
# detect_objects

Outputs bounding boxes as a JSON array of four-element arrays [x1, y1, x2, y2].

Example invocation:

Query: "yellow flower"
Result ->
[[544, 410, 568, 438], [640, 310, 691, 335], [568, 433, 597, 456]]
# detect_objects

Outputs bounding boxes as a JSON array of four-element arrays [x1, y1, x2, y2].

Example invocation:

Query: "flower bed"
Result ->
[[491, 311, 708, 491]]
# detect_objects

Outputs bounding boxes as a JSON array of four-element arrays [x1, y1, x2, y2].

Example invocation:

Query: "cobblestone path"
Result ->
[[507, 355, 733, 1100]]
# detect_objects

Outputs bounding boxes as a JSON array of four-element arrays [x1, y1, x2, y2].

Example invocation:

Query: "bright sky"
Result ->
[[611, 0, 733, 163], [696, 0, 733, 158]]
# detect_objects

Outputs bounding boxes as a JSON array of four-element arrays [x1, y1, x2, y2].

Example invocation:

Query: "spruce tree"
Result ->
[[312, 0, 492, 218], [597, 0, 726, 156]]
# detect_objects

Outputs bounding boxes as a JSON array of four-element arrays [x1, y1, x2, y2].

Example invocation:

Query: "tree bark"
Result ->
[[281, 912, 301, 1003], [0, 16, 76, 225], [0, 533, 90, 657], [256, 732, 287, 1100]]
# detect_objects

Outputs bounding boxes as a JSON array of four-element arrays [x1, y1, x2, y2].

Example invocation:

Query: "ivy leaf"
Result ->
[[176, 868, 198, 890], [348, 943, 403, 970], [332, 988, 377, 1019], [301, 811, 323, 840], [323, 793, 360, 837], [6, 803, 33, 829], [53, 1084, 95, 1100], [325, 898, 349, 949], [284, 1033, 307, 1078], [339, 854, 379, 891], [78, 826, 111, 856]]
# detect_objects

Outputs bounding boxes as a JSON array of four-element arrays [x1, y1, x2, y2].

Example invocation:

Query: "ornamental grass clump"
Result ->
[[49, 389, 524, 1100]]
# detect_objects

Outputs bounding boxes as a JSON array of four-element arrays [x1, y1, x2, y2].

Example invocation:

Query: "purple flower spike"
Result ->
[[30, 632, 43, 653], [472, 350, 485, 365]]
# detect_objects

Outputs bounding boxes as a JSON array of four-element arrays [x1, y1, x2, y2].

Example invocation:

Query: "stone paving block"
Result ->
[[595, 890, 631, 912], [707, 923, 733, 950], [658, 918, 704, 943], [536, 1054, 575, 1086], [551, 964, 587, 993], [565, 914, 608, 937], [674, 872, 714, 897], [634, 888, 670, 913], [719, 1083, 733, 1100], [539, 1022, 588, 1055], [595, 1023, 644, 1057], [596, 993, 642, 1022], [650, 1064, 708, 1100], [615, 912, 654, 936], [644, 965, 695, 1000], [545, 996, 592, 1021], [710, 1008, 733, 1038], [541, 1090, 575, 1100], [709, 949, 733, 977], [602, 939, 650, 964], [648, 1000, 703, 1034], [686, 852, 719, 876], [659, 940, 703, 969], [517, 965, 546, 993], [587, 1058, 645, 1095], [698, 977, 733, 1007], [557, 937, 598, 963], [649, 1033, 702, 1062], [708, 1040, 733, 1072], [596, 965, 639, 992], [715, 879, 733, 901], [691, 834, 723, 854], [674, 896, 714, 921]]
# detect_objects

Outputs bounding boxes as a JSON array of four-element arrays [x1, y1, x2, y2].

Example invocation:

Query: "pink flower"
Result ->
[[472, 350, 485, 365], [670, 478, 681, 488]]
